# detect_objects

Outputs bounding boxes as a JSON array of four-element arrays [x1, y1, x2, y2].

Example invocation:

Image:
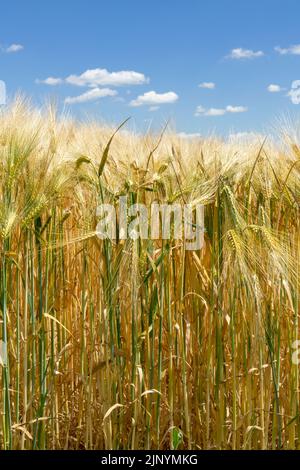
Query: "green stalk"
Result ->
[[2, 237, 12, 449]]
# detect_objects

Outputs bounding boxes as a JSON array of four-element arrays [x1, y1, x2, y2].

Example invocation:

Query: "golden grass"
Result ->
[[0, 98, 299, 449]]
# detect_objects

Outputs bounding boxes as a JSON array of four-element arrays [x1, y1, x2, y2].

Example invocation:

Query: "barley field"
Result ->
[[0, 99, 299, 450]]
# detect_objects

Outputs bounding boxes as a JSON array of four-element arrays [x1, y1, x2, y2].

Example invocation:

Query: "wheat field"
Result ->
[[0, 99, 299, 450]]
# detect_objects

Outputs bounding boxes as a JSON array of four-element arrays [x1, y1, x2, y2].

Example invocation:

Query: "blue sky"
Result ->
[[1, 0, 300, 135]]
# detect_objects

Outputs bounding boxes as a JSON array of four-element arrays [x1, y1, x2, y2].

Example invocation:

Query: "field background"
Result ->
[[0, 100, 299, 449]]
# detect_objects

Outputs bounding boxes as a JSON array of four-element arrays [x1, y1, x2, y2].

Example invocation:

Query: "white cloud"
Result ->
[[205, 108, 227, 116], [226, 105, 248, 113], [287, 80, 300, 104], [130, 91, 178, 107], [178, 132, 201, 139], [195, 104, 247, 117], [267, 84, 282, 93], [64, 87, 117, 105], [198, 82, 215, 89], [36, 77, 63, 86], [5, 43, 24, 53], [195, 106, 226, 116], [275, 45, 300, 55], [227, 48, 264, 59], [36, 67, 149, 106], [66, 68, 149, 87]]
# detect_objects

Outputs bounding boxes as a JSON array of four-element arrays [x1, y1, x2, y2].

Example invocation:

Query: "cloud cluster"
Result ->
[[195, 104, 247, 117], [37, 69, 179, 107], [37, 67, 153, 105]]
